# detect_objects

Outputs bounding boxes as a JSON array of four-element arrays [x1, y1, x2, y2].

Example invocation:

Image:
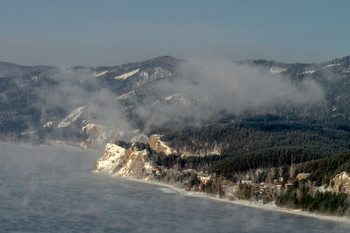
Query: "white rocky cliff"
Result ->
[[92, 135, 174, 178]]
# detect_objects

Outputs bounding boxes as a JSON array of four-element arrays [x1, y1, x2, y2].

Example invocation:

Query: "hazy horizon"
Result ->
[[1, 0, 350, 67]]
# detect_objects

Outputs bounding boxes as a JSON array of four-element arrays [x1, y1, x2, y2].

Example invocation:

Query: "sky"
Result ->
[[0, 0, 349, 66]]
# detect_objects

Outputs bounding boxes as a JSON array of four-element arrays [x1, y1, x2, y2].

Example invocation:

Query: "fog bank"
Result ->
[[137, 57, 325, 127]]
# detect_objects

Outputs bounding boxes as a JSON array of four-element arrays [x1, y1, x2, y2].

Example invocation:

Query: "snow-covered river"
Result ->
[[0, 143, 349, 232]]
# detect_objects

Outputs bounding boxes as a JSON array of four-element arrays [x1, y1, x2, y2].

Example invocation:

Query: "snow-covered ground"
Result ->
[[303, 63, 341, 75], [93, 70, 108, 77], [43, 121, 54, 128], [269, 67, 287, 74], [58, 106, 86, 128], [114, 69, 140, 80], [117, 90, 136, 100]]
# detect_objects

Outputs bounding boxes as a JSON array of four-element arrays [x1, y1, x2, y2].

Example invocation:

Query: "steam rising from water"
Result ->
[[0, 143, 348, 232]]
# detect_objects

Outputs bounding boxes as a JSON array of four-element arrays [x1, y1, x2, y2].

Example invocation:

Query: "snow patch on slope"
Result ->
[[164, 94, 178, 101], [269, 67, 287, 74], [303, 63, 341, 75], [303, 70, 316, 74], [117, 90, 136, 100], [43, 121, 54, 128], [58, 106, 86, 128], [93, 70, 108, 77], [115, 69, 140, 80], [163, 93, 193, 106]]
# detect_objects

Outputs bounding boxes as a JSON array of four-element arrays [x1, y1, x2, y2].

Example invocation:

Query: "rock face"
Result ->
[[296, 173, 310, 181], [93, 134, 221, 179], [149, 134, 174, 155], [332, 171, 350, 194], [93, 137, 165, 178], [92, 143, 125, 174], [149, 134, 220, 157]]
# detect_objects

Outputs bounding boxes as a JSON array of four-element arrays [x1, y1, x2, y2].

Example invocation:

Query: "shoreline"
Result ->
[[111, 175, 350, 224]]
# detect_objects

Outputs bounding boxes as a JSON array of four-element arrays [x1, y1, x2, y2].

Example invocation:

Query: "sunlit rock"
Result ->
[[149, 134, 174, 155], [332, 171, 350, 194], [93, 143, 154, 179]]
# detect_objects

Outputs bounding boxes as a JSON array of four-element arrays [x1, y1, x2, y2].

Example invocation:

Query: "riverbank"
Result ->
[[108, 174, 350, 224]]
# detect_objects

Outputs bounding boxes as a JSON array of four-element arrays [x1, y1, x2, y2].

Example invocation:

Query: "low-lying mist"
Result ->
[[33, 56, 325, 137], [137, 57, 325, 128], [1, 143, 348, 232], [36, 67, 131, 131]]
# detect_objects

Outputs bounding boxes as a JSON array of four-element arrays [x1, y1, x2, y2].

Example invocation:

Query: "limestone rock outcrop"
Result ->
[[93, 138, 163, 178], [149, 134, 174, 155], [92, 143, 125, 174], [331, 171, 350, 194]]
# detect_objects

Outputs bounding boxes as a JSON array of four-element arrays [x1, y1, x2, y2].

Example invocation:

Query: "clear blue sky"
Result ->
[[0, 0, 349, 66]]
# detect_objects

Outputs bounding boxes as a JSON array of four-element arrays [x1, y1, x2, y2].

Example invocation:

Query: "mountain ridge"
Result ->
[[1, 54, 350, 148]]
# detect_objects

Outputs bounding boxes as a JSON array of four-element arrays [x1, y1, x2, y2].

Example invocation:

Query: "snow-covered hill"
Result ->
[[1, 55, 350, 148]]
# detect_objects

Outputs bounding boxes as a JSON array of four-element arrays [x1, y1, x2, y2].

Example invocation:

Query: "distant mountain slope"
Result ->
[[0, 56, 182, 145], [1, 55, 350, 150]]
